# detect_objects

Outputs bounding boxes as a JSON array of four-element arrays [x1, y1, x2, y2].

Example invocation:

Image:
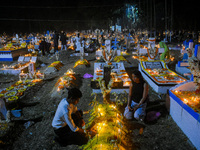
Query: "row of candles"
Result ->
[[95, 68, 131, 87], [19, 70, 44, 81], [173, 90, 200, 112], [94, 104, 124, 149]]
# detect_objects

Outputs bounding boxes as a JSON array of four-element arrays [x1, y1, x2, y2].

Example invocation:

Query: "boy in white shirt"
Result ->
[[52, 88, 91, 146]]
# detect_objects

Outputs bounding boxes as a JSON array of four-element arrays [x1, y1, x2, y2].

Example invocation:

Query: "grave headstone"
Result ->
[[18, 56, 24, 62], [24, 57, 31, 62], [143, 61, 163, 69], [31, 57, 37, 63], [28, 62, 36, 78]]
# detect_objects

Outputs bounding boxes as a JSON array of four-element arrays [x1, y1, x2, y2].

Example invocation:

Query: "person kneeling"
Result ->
[[124, 70, 149, 121], [52, 88, 93, 146]]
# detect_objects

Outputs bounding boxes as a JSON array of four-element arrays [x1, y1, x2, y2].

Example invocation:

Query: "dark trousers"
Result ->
[[54, 44, 58, 53], [54, 110, 88, 146]]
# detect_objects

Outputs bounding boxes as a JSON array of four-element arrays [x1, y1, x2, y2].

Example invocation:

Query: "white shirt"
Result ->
[[52, 98, 79, 132]]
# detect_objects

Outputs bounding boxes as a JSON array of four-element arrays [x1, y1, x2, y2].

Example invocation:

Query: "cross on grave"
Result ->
[[111, 38, 119, 50], [105, 40, 111, 53], [70, 47, 88, 59], [112, 38, 119, 47], [181, 40, 194, 60]]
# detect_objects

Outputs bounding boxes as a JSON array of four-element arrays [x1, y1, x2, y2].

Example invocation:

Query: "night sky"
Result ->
[[0, 0, 199, 34]]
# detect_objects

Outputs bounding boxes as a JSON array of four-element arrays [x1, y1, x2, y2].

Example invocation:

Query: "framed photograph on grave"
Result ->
[[143, 61, 163, 69], [24, 57, 31, 62]]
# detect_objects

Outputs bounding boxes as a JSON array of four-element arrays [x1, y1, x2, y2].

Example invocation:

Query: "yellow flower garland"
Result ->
[[6, 87, 14, 91], [18, 88, 26, 93], [8, 96, 18, 101]]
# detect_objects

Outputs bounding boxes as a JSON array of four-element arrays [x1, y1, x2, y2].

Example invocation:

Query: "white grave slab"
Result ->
[[169, 81, 200, 150], [139, 61, 186, 94], [92, 62, 130, 94]]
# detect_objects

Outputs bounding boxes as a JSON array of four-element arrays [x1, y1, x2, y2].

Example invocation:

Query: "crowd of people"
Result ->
[[0, 29, 199, 56]]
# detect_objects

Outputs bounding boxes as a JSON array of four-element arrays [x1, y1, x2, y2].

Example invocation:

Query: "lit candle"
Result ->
[[183, 98, 188, 104], [118, 129, 121, 133], [115, 78, 119, 82], [100, 144, 102, 150], [124, 81, 131, 86]]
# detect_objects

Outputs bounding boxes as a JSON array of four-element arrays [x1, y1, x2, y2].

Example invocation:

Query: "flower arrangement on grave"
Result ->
[[19, 71, 28, 81], [48, 61, 64, 70], [68, 44, 75, 50], [74, 59, 90, 68], [27, 44, 35, 50], [35, 71, 45, 79], [20, 42, 27, 48], [120, 50, 130, 56], [146, 44, 159, 60], [0, 79, 41, 102], [97, 78, 113, 103], [187, 49, 200, 91], [51, 69, 76, 97], [102, 48, 116, 65], [132, 55, 148, 61], [113, 56, 127, 62]]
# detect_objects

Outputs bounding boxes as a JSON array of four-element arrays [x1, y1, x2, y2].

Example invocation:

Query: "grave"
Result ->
[[134, 41, 185, 94], [169, 81, 200, 150], [138, 60, 186, 94], [92, 62, 131, 94], [175, 42, 195, 78], [0, 56, 37, 75], [0, 47, 28, 61]]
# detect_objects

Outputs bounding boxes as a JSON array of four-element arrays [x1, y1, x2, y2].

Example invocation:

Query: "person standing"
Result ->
[[53, 31, 59, 54], [39, 37, 47, 56], [60, 31, 67, 50], [75, 33, 81, 52]]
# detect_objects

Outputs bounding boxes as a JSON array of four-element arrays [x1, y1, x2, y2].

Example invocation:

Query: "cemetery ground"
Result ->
[[0, 48, 196, 150]]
